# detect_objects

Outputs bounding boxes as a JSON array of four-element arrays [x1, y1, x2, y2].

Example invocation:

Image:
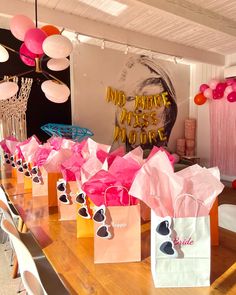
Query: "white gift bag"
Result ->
[[151, 194, 211, 288]]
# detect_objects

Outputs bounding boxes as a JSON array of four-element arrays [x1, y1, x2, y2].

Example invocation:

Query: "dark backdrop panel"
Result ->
[[0, 28, 71, 142]]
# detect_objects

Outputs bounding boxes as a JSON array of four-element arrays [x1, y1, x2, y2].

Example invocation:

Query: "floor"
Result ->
[[218, 182, 236, 205], [0, 237, 25, 295]]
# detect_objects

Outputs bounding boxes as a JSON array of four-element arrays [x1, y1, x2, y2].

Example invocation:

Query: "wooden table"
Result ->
[[1, 176, 236, 295]]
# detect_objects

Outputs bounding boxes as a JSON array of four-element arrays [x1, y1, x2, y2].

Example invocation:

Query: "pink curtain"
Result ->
[[209, 99, 236, 176]]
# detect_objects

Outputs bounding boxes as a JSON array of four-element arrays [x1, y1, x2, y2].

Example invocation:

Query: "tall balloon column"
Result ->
[[0, 13, 73, 103], [194, 78, 236, 105]]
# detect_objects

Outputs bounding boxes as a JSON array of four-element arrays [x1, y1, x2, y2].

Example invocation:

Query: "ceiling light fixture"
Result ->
[[149, 50, 153, 60], [60, 29, 184, 65], [76, 32, 80, 43], [124, 45, 129, 55], [0, 0, 73, 103], [101, 39, 105, 50]]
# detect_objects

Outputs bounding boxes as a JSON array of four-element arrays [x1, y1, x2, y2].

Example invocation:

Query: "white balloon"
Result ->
[[0, 45, 9, 62], [47, 58, 70, 71], [41, 80, 70, 103], [45, 94, 69, 104], [42, 35, 73, 59], [0, 82, 19, 100]]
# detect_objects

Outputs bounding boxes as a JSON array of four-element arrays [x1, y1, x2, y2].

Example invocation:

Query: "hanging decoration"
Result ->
[[194, 78, 236, 105], [0, 76, 33, 140], [0, 0, 72, 103]]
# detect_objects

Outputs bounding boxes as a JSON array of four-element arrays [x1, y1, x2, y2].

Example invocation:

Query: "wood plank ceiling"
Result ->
[[2, 0, 236, 64]]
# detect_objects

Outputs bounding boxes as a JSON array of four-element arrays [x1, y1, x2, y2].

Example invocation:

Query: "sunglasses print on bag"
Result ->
[[10, 156, 16, 167], [57, 180, 71, 205], [4, 153, 15, 166], [18, 166, 24, 172], [22, 162, 31, 178], [16, 159, 24, 173], [93, 205, 112, 239], [16, 159, 22, 166], [156, 216, 177, 256], [31, 166, 42, 184], [76, 192, 92, 219], [4, 153, 11, 165]]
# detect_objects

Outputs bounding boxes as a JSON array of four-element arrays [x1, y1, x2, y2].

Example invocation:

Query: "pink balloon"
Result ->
[[19, 43, 36, 66], [224, 86, 233, 96], [24, 28, 47, 55], [231, 82, 236, 92], [199, 84, 209, 93], [209, 79, 219, 90], [226, 78, 236, 86], [213, 89, 224, 99], [10, 15, 34, 41], [216, 82, 227, 93], [203, 88, 213, 99], [227, 92, 236, 103]]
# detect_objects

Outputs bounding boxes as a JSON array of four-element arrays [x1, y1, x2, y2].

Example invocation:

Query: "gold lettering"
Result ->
[[113, 126, 126, 142], [118, 91, 126, 107], [148, 130, 157, 144], [133, 113, 142, 128], [106, 87, 117, 104], [140, 132, 147, 145], [157, 127, 167, 141], [135, 95, 145, 109], [153, 94, 163, 108], [146, 96, 153, 109], [150, 112, 158, 125], [119, 108, 132, 125], [141, 113, 149, 127], [106, 87, 126, 107], [128, 130, 137, 145], [161, 92, 171, 108]]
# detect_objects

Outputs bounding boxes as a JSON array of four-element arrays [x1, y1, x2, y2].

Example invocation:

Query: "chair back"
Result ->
[[1, 219, 47, 295], [0, 187, 9, 208], [22, 271, 45, 295], [0, 201, 16, 228], [0, 187, 19, 220]]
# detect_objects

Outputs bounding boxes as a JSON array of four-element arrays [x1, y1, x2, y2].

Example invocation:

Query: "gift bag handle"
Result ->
[[173, 193, 207, 238], [104, 185, 131, 206], [174, 193, 200, 219]]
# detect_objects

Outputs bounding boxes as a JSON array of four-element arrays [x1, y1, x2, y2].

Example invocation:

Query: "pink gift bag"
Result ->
[[94, 186, 141, 264], [57, 179, 79, 221]]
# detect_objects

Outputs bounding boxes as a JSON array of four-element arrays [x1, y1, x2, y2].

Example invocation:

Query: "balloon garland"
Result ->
[[194, 78, 236, 105]]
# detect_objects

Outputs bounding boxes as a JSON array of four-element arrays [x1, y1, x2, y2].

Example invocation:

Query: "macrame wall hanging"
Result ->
[[0, 76, 33, 141]]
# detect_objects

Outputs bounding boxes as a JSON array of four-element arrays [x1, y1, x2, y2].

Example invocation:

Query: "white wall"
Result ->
[[70, 42, 190, 151], [226, 53, 236, 67]]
